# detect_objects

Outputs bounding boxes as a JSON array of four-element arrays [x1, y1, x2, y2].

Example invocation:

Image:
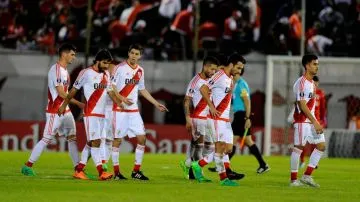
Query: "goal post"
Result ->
[[264, 55, 360, 156]]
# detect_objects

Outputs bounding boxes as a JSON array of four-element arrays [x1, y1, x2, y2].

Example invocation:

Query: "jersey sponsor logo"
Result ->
[[125, 78, 139, 85], [94, 83, 107, 89], [188, 88, 195, 93], [209, 80, 215, 85], [57, 78, 62, 83], [299, 92, 305, 97]]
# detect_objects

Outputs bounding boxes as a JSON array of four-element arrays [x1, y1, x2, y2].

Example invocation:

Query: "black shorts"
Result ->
[[232, 111, 252, 137]]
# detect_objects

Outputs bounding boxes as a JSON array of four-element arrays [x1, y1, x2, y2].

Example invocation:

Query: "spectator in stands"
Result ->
[[288, 8, 302, 55], [307, 34, 333, 56], [221, 10, 242, 55], [159, 0, 181, 20]]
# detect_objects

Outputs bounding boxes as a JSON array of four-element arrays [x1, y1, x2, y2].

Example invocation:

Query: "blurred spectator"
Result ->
[[0, 0, 9, 9], [248, 0, 261, 43], [158, 0, 180, 20], [307, 34, 333, 56], [16, 35, 32, 51], [36, 27, 55, 54], [221, 10, 242, 54], [288, 8, 302, 55], [108, 0, 125, 20]]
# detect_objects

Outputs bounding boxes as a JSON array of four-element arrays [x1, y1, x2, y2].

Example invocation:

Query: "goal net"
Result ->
[[264, 56, 360, 157]]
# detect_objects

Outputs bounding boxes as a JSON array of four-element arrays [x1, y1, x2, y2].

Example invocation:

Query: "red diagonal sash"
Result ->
[[84, 74, 107, 115]]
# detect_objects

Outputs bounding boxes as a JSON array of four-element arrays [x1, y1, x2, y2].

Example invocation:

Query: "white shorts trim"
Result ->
[[43, 112, 76, 139], [83, 116, 104, 141], [207, 119, 233, 144], [294, 123, 325, 146], [113, 112, 145, 139]]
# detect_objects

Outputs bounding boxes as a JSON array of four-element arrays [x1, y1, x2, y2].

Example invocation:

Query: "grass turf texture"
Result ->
[[1, 152, 360, 202]]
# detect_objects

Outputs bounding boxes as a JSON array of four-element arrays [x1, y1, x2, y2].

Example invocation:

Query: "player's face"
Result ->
[[204, 63, 217, 78], [98, 60, 111, 72], [307, 59, 319, 75], [231, 62, 244, 76], [128, 49, 142, 65], [65, 50, 76, 64]]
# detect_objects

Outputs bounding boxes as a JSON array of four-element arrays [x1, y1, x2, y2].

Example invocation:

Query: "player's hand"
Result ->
[[244, 119, 251, 129], [57, 104, 67, 116], [314, 121, 323, 134], [156, 103, 169, 112], [77, 102, 85, 109], [209, 106, 220, 118], [121, 97, 134, 105], [185, 117, 193, 134]]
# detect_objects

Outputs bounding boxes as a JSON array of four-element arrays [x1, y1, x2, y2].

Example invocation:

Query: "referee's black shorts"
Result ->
[[232, 111, 252, 137]]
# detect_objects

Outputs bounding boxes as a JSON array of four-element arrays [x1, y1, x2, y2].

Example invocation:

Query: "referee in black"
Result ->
[[230, 58, 270, 174]]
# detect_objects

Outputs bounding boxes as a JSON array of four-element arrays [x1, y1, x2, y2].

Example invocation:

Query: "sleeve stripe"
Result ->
[[212, 71, 224, 83], [75, 68, 88, 81], [190, 75, 200, 89], [56, 63, 60, 80]]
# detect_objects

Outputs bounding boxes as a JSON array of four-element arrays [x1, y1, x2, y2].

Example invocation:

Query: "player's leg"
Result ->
[[180, 118, 197, 179], [223, 143, 245, 180], [112, 138, 127, 180], [299, 147, 306, 168], [74, 142, 91, 179], [301, 128, 325, 187], [113, 111, 130, 179], [130, 112, 149, 180], [21, 113, 60, 176], [61, 112, 80, 172], [245, 135, 270, 174], [290, 123, 306, 186]]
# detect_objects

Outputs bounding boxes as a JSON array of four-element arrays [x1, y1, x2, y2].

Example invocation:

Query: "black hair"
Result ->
[[94, 49, 113, 63], [226, 52, 246, 66], [215, 53, 228, 66], [302, 54, 318, 69], [128, 43, 144, 54], [203, 56, 219, 67], [58, 43, 76, 57], [313, 75, 319, 82]]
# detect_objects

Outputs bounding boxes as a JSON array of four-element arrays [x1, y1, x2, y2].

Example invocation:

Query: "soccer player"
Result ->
[[290, 54, 325, 187], [191, 53, 245, 186], [230, 58, 270, 174], [21, 43, 84, 177], [180, 56, 219, 180], [299, 75, 326, 168], [111, 44, 168, 180], [58, 49, 125, 180]]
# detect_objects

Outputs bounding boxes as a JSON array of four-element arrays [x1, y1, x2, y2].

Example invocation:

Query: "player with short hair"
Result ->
[[299, 75, 326, 168], [230, 57, 270, 174], [58, 49, 125, 180], [111, 44, 168, 180], [290, 54, 325, 187], [180, 56, 219, 180], [191, 53, 245, 186], [21, 43, 84, 177]]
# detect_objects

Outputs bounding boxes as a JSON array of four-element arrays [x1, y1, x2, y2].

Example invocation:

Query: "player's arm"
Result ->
[[111, 84, 133, 105], [183, 96, 193, 133], [58, 87, 78, 116], [297, 100, 323, 133], [55, 86, 84, 108], [200, 84, 219, 117], [139, 89, 168, 112], [240, 87, 251, 129]]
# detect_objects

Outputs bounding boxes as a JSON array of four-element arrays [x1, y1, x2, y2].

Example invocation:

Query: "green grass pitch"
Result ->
[[0, 152, 359, 202]]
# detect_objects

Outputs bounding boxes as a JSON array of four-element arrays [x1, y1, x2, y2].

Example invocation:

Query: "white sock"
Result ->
[[135, 144, 145, 166], [80, 144, 91, 165], [91, 147, 101, 167], [223, 154, 230, 164], [214, 153, 225, 173], [308, 148, 323, 168], [203, 144, 215, 157], [67, 140, 79, 167], [203, 151, 215, 163], [100, 139, 106, 163], [193, 143, 204, 161], [29, 139, 49, 163], [112, 146, 120, 166], [105, 140, 112, 162], [290, 147, 302, 172], [185, 143, 196, 167]]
